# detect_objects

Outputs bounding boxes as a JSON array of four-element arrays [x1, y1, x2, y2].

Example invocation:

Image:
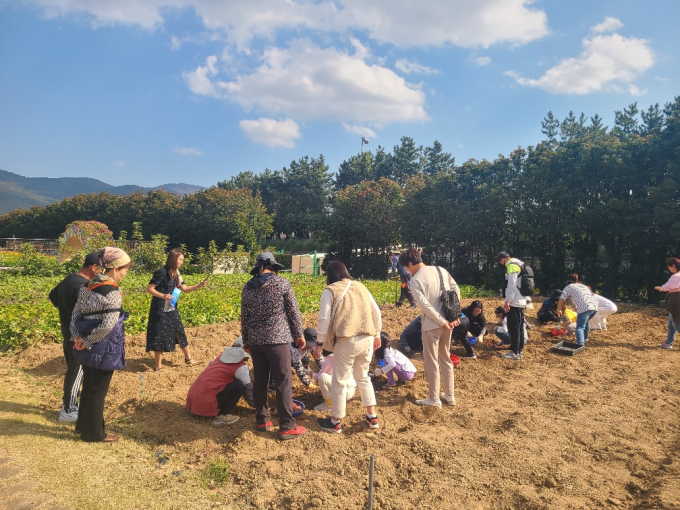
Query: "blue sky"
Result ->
[[0, 0, 678, 187]]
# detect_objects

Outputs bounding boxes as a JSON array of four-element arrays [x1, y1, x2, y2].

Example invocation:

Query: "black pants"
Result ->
[[250, 343, 295, 432], [397, 275, 414, 304], [62, 339, 83, 413], [452, 316, 474, 356], [507, 306, 526, 355], [76, 366, 113, 442], [216, 380, 245, 415]]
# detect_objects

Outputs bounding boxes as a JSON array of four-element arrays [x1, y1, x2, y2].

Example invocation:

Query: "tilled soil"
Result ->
[[12, 299, 680, 509]]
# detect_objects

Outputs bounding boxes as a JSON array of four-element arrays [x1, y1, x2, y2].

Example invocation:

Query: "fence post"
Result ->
[[313, 250, 318, 276]]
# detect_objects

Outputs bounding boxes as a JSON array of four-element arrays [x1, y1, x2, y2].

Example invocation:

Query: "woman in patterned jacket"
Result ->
[[71, 247, 132, 442], [241, 252, 307, 440]]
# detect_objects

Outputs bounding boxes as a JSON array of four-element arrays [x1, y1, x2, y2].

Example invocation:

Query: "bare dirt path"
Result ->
[[2, 299, 680, 509]]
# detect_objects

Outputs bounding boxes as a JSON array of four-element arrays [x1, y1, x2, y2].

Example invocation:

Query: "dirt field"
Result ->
[[5, 298, 680, 509]]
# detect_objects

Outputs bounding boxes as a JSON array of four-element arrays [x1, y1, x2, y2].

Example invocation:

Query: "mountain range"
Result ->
[[0, 169, 203, 215]]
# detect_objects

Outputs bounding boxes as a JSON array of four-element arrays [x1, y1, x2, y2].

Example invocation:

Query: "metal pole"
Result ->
[[367, 454, 375, 510], [361, 138, 364, 153]]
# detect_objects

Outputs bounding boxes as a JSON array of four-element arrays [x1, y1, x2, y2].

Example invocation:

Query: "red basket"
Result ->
[[450, 353, 461, 366]]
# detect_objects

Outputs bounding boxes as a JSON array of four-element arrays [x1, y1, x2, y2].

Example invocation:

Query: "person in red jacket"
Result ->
[[186, 337, 254, 426]]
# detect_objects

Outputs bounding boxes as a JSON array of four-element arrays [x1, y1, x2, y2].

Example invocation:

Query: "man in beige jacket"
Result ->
[[399, 248, 460, 407]]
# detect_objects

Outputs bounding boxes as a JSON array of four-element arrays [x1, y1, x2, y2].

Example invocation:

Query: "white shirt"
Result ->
[[561, 283, 598, 314], [380, 347, 417, 374], [410, 265, 460, 332], [234, 364, 251, 385], [316, 283, 382, 345], [594, 294, 617, 312]]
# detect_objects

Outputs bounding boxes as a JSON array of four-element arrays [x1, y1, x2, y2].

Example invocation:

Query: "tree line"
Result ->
[[1, 97, 679, 301]]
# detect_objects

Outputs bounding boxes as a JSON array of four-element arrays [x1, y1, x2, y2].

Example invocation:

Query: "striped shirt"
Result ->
[[561, 284, 598, 314]]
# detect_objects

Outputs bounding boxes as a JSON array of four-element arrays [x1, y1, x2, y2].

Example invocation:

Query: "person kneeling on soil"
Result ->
[[461, 300, 487, 344], [311, 353, 357, 412], [493, 307, 528, 347], [399, 314, 475, 359], [185, 337, 255, 426], [536, 290, 563, 324], [373, 333, 417, 387], [269, 327, 323, 391]]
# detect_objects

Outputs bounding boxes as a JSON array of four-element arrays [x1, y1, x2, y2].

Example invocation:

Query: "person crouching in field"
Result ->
[[373, 333, 417, 388], [556, 274, 598, 347], [536, 289, 563, 324], [462, 300, 487, 344], [655, 257, 680, 349], [71, 248, 132, 443], [590, 294, 618, 331], [315, 261, 381, 434], [146, 248, 208, 371], [185, 337, 254, 426]]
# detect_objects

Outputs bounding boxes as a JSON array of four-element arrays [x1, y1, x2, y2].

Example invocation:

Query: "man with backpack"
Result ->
[[497, 251, 533, 360]]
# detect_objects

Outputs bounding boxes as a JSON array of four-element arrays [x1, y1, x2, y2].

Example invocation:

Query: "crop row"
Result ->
[[0, 273, 493, 349]]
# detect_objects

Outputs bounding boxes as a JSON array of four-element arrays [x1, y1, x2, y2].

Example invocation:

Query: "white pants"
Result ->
[[318, 373, 356, 402], [590, 309, 616, 330], [331, 334, 376, 419]]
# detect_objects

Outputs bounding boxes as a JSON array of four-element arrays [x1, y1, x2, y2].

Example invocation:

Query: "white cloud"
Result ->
[[342, 123, 377, 139], [395, 59, 438, 75], [114, 161, 126, 167], [591, 17, 623, 34], [24, 0, 549, 48], [173, 146, 204, 156], [655, 75, 669, 82], [185, 41, 428, 125], [182, 55, 219, 96], [506, 32, 654, 95], [628, 85, 647, 96], [473, 56, 491, 66], [23, 0, 174, 29], [239, 118, 300, 148]]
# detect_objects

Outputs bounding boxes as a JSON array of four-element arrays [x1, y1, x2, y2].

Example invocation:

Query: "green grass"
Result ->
[[0, 272, 493, 349]]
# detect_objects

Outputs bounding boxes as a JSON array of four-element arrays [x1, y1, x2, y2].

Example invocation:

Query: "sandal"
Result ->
[[185, 358, 196, 365], [153, 367, 162, 372]]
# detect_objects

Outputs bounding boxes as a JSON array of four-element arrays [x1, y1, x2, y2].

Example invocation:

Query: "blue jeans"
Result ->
[[665, 314, 680, 346], [494, 329, 511, 345], [575, 310, 597, 346]]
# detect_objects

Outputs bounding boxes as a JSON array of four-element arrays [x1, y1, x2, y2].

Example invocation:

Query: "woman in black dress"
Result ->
[[146, 248, 208, 371]]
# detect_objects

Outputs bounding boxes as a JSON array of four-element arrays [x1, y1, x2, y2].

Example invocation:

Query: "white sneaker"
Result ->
[[440, 394, 456, 406], [212, 414, 239, 426], [501, 351, 521, 360], [58, 408, 78, 422], [415, 397, 442, 408], [314, 402, 331, 412]]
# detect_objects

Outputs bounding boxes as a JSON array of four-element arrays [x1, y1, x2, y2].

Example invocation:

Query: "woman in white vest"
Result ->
[[313, 261, 381, 434]]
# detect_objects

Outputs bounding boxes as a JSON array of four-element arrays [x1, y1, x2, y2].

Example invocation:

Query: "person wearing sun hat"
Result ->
[[70, 247, 132, 443], [185, 337, 255, 425], [241, 252, 307, 440]]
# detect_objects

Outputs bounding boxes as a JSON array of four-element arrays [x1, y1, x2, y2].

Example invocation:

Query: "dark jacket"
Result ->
[[49, 273, 88, 341], [241, 273, 304, 347], [461, 305, 486, 336], [666, 292, 680, 324], [73, 313, 127, 371]]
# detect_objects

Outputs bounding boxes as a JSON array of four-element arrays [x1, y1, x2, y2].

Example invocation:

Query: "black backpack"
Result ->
[[517, 263, 535, 297], [437, 267, 462, 321]]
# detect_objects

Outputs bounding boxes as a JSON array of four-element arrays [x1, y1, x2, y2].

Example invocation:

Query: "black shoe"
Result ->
[[395, 301, 403, 308], [317, 417, 342, 434]]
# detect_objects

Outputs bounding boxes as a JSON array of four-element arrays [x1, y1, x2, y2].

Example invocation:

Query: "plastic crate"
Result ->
[[551, 340, 584, 356]]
